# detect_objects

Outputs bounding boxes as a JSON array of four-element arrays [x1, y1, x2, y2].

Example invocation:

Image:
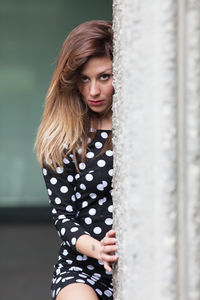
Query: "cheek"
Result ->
[[106, 84, 114, 98]]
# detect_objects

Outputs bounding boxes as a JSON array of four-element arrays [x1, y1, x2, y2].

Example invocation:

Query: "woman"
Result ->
[[35, 20, 118, 300]]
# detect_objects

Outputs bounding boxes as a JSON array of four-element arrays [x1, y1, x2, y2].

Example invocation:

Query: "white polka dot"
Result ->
[[95, 142, 103, 149], [75, 174, 80, 179], [77, 148, 82, 154], [98, 197, 107, 205], [104, 290, 112, 297], [71, 266, 83, 272], [60, 186, 68, 193], [97, 160, 106, 167], [63, 249, 68, 256], [76, 192, 81, 199], [83, 255, 88, 261], [108, 205, 113, 213], [50, 177, 57, 185], [63, 158, 70, 164], [67, 175, 73, 182], [101, 132, 108, 138], [66, 205, 73, 212], [65, 276, 74, 280], [97, 184, 104, 191], [55, 197, 61, 204], [82, 201, 88, 208], [106, 150, 113, 157], [71, 237, 76, 245], [105, 270, 112, 275], [102, 180, 108, 187], [76, 255, 83, 261], [85, 217, 92, 225], [48, 189, 52, 195], [85, 174, 93, 181], [105, 218, 113, 225], [43, 168, 47, 176], [88, 137, 92, 144], [80, 184, 86, 190], [64, 143, 69, 150], [87, 265, 94, 270], [98, 260, 104, 265], [52, 208, 57, 214], [71, 227, 78, 232], [96, 289, 103, 296], [89, 208, 96, 216], [93, 227, 102, 234], [66, 260, 73, 264], [79, 274, 87, 279], [79, 163, 86, 170], [93, 273, 101, 280], [87, 279, 95, 285], [56, 166, 63, 174], [61, 228, 66, 235], [56, 288, 61, 296], [56, 269, 61, 275], [71, 195, 76, 202], [86, 152, 94, 159], [58, 214, 65, 219], [76, 279, 85, 283], [89, 193, 97, 199], [108, 169, 113, 176]]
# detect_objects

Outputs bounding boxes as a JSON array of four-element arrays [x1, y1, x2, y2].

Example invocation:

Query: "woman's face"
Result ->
[[77, 56, 113, 115]]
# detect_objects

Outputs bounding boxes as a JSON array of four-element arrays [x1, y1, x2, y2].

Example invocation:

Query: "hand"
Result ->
[[99, 229, 118, 272]]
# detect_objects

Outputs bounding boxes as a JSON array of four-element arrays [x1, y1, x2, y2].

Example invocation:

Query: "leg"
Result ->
[[56, 283, 100, 300]]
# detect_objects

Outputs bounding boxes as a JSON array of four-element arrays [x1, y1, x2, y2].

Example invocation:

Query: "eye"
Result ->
[[99, 74, 111, 81], [80, 75, 89, 83]]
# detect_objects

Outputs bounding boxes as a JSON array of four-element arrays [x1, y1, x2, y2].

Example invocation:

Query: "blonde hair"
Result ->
[[35, 20, 113, 171]]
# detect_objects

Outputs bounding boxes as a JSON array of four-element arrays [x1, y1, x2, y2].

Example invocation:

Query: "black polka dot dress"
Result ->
[[42, 130, 114, 300]]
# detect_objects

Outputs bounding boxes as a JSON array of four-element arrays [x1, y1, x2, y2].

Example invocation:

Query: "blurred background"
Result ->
[[0, 1, 112, 299]]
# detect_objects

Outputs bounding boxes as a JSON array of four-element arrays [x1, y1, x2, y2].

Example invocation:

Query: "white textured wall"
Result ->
[[112, 1, 200, 300]]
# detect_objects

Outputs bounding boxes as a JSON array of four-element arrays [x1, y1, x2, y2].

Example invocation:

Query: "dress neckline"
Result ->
[[90, 128, 112, 132], [97, 129, 112, 131]]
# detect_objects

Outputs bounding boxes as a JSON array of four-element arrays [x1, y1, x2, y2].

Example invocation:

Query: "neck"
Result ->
[[98, 111, 112, 130], [90, 109, 112, 130]]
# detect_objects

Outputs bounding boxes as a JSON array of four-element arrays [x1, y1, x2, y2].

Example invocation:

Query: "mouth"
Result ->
[[88, 100, 104, 106]]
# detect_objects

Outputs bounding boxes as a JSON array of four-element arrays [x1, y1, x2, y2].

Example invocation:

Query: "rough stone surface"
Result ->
[[186, 1, 200, 299], [112, 0, 200, 299]]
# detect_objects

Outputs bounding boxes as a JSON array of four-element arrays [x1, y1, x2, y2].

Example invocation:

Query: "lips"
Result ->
[[89, 100, 104, 106]]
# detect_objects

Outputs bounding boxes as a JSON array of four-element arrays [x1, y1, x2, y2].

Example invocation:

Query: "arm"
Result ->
[[43, 158, 118, 271], [42, 157, 91, 251]]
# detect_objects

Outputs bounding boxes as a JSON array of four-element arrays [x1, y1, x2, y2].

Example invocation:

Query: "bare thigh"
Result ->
[[56, 283, 100, 300]]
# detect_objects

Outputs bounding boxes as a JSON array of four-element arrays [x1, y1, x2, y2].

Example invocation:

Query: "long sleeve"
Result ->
[[42, 155, 90, 251]]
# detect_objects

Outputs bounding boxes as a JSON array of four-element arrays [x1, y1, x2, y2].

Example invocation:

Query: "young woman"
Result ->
[[35, 20, 118, 300]]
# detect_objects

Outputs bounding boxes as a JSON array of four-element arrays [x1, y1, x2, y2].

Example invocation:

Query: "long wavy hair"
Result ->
[[35, 20, 113, 171]]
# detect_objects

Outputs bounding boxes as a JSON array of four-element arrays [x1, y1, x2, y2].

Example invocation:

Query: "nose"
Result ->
[[89, 80, 100, 98]]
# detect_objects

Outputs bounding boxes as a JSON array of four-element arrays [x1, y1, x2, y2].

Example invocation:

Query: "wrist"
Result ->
[[76, 234, 101, 260]]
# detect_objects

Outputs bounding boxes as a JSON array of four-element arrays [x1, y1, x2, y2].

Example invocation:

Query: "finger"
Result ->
[[100, 253, 118, 263], [106, 229, 116, 238], [104, 261, 112, 273], [102, 245, 118, 254], [101, 237, 116, 246]]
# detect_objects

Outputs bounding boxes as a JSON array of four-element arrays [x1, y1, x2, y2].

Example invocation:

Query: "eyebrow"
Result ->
[[80, 68, 113, 76]]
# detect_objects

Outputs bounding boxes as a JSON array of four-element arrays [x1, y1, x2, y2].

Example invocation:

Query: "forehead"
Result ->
[[81, 56, 112, 74]]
